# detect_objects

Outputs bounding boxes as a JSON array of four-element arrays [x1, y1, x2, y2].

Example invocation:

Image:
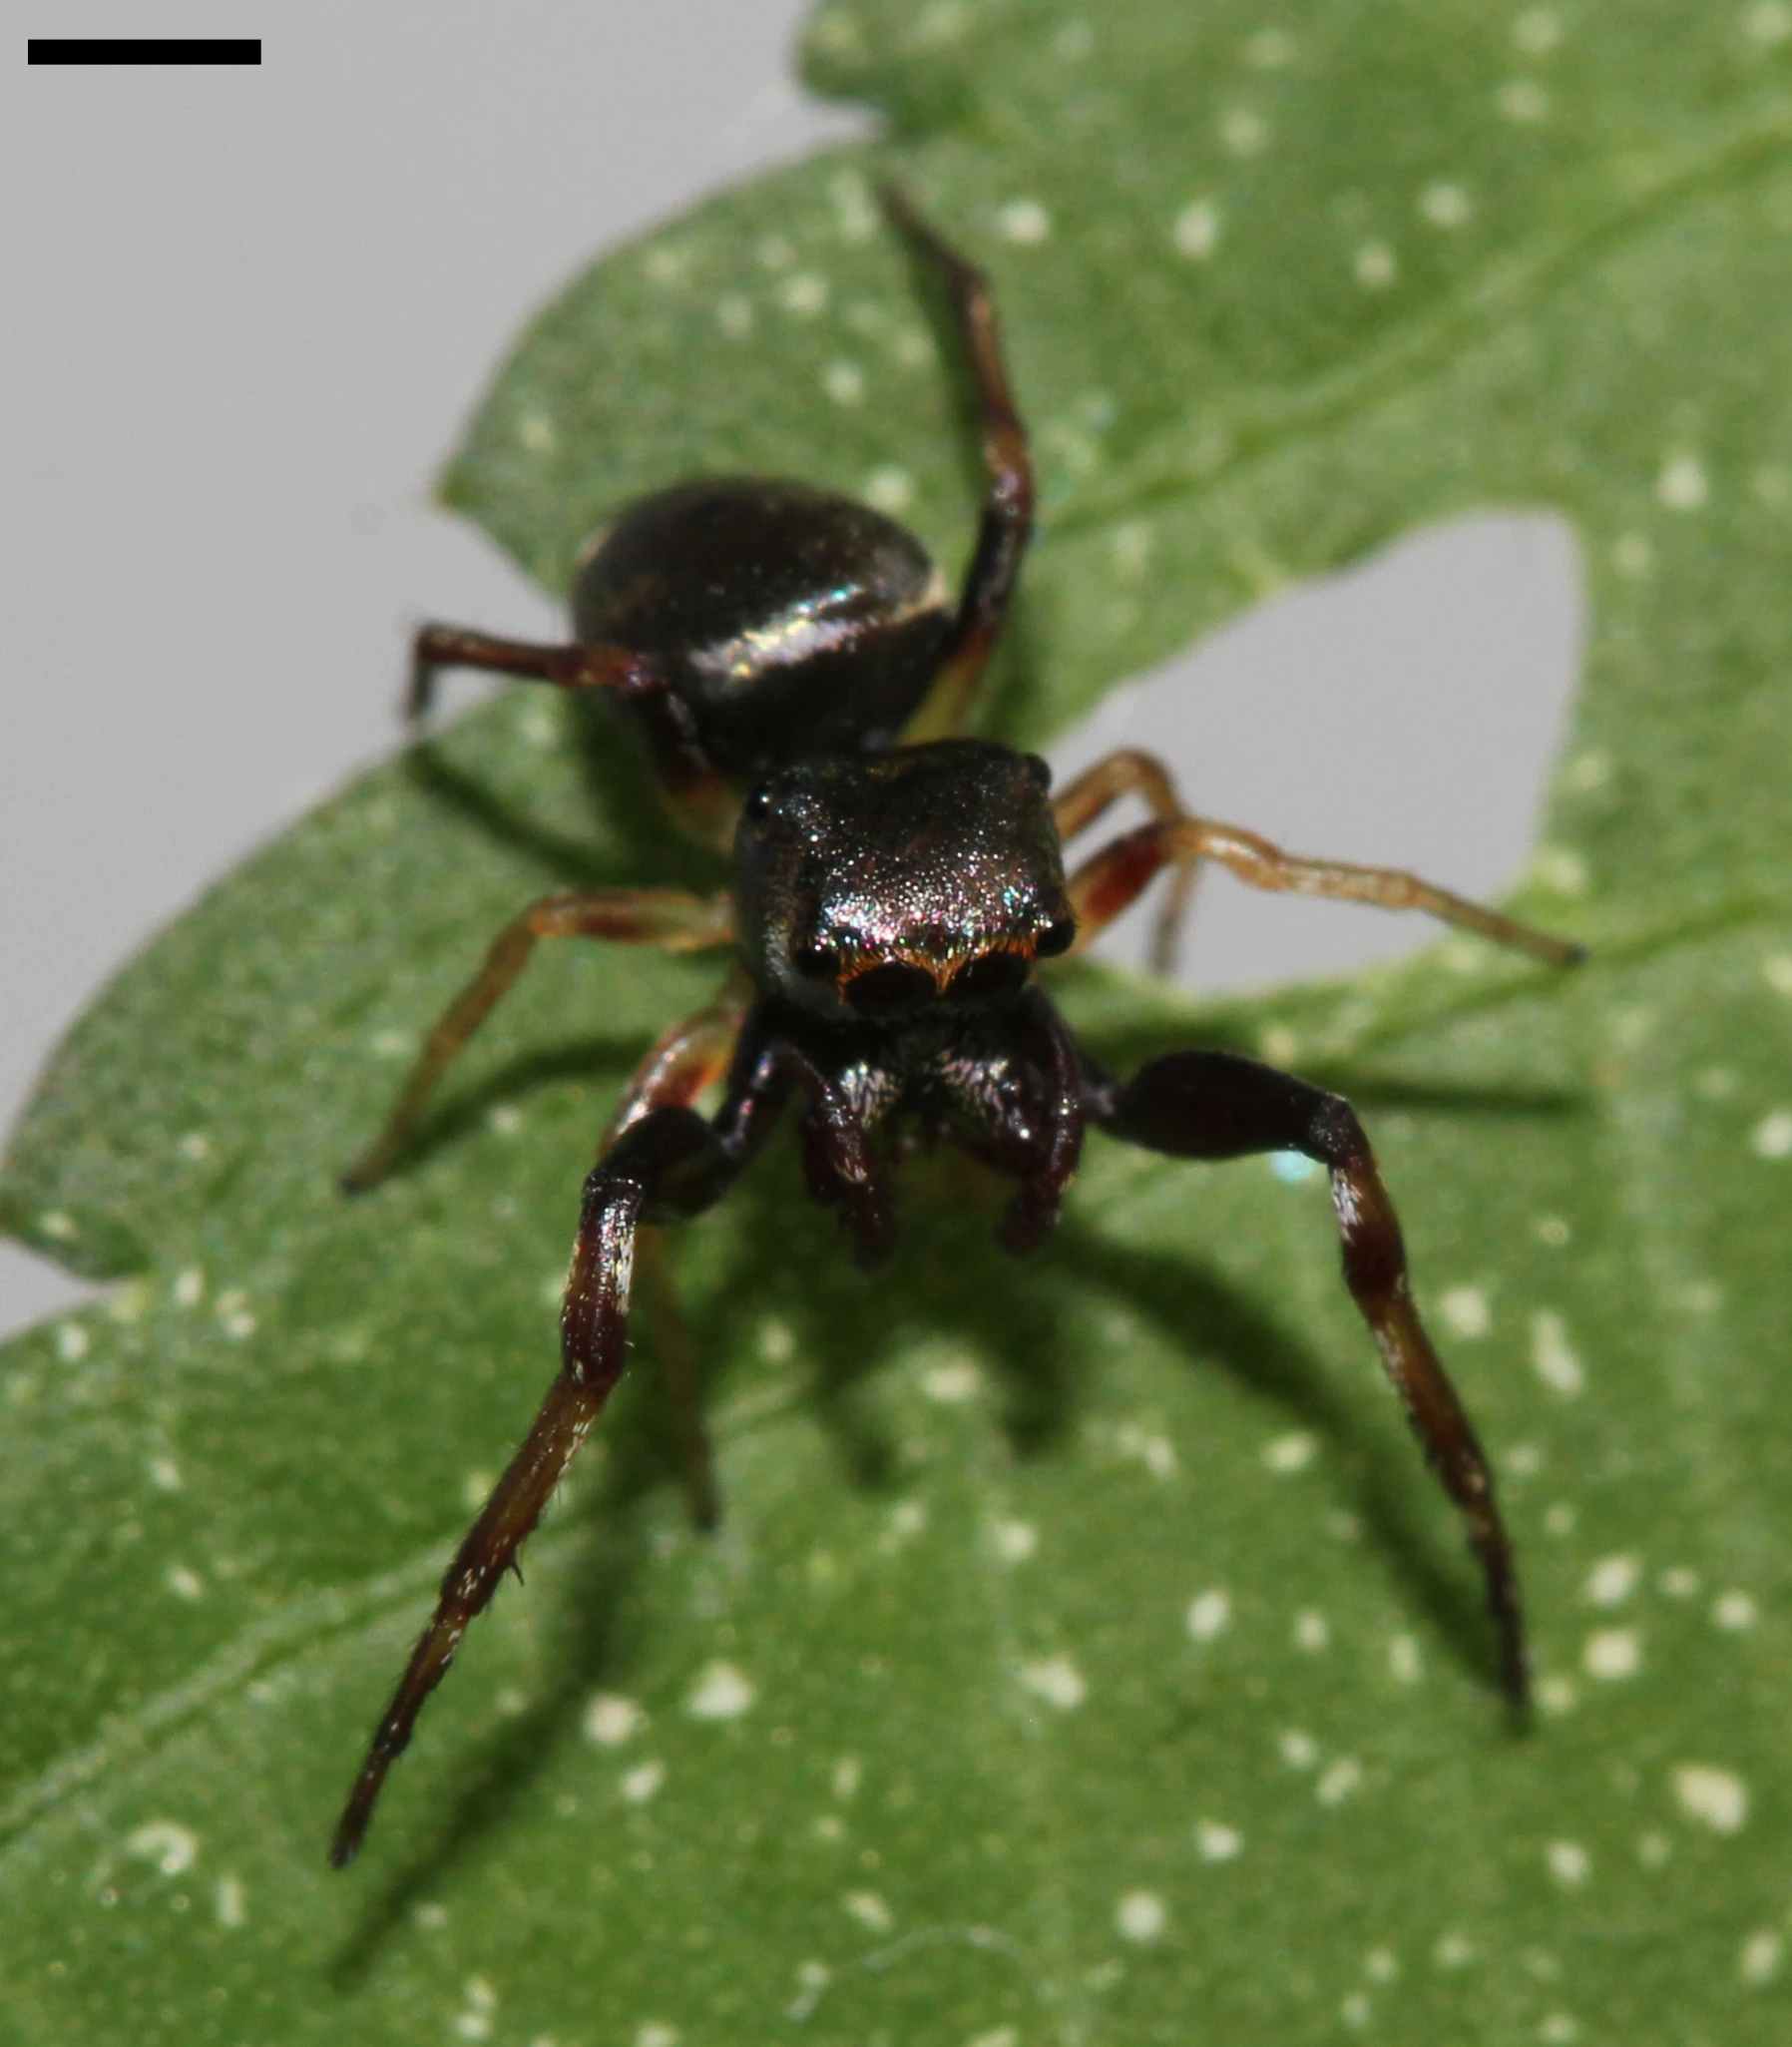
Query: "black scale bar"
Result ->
[[30, 38, 261, 64]]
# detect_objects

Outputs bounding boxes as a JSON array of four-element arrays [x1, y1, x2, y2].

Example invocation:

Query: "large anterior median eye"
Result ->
[[950, 952, 1030, 1003], [843, 961, 935, 1019], [1035, 916, 1077, 958]]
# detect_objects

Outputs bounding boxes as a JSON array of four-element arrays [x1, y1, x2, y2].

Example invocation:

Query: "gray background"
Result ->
[[1, 0, 1578, 1342]]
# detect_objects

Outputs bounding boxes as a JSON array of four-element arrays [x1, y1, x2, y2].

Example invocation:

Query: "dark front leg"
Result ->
[[329, 1101, 764, 1868], [880, 185, 1033, 743], [1091, 1048, 1528, 1705]]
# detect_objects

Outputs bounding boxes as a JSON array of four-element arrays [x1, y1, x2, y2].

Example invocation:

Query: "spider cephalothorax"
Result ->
[[734, 739, 1076, 1021]]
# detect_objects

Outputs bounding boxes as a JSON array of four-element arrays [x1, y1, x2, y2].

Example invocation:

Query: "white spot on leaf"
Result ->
[[1495, 77, 1550, 121], [1583, 1628, 1641, 1681], [1530, 1311, 1585, 1396], [1740, 1929, 1783, 1984], [780, 272, 828, 316], [1171, 199, 1221, 258], [1656, 452, 1709, 511], [863, 465, 913, 513], [1673, 1764, 1748, 1832], [1116, 1889, 1166, 1940], [843, 1889, 893, 1931], [1514, 8, 1564, 54], [1264, 1431, 1317, 1473], [1440, 1286, 1491, 1339], [919, 1356, 980, 1404], [1420, 181, 1473, 228], [997, 200, 1051, 245], [1713, 1590, 1759, 1630], [1186, 1589, 1231, 1642], [1020, 1656, 1087, 1711], [1744, 3, 1792, 49], [685, 1662, 755, 1721], [1316, 1758, 1363, 1805], [1584, 1555, 1639, 1606], [1196, 1819, 1243, 1862], [1749, 1111, 1792, 1159], [1294, 1611, 1330, 1654], [1353, 241, 1397, 289], [620, 1759, 665, 1805], [126, 1820, 198, 1875], [1219, 107, 1268, 155], [584, 1694, 646, 1747]]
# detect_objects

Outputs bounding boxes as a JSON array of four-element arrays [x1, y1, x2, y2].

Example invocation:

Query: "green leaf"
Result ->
[[5, 3, 1791, 2041]]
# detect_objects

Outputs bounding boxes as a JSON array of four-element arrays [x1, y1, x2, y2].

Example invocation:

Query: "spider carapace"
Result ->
[[329, 187, 1582, 1867]]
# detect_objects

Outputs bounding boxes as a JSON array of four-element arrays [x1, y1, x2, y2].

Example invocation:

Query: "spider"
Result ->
[[328, 187, 1583, 1867]]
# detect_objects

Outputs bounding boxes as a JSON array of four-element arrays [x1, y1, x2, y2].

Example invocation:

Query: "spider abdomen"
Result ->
[[571, 479, 953, 782]]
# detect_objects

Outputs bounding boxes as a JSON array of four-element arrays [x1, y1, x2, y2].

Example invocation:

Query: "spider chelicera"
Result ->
[[329, 187, 1583, 1867]]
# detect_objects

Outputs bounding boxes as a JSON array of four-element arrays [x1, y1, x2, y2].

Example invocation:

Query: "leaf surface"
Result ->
[[3, 3, 1791, 2041]]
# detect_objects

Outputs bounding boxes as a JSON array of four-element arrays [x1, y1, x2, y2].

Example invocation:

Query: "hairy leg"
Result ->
[[1065, 815, 1583, 968], [343, 888, 733, 1191]]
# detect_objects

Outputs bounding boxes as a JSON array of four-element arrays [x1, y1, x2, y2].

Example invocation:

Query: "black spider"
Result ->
[[330, 187, 1582, 1867]]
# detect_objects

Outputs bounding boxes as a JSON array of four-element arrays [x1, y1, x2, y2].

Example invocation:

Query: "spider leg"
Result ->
[[1051, 748, 1199, 974], [995, 990, 1087, 1256], [330, 1055, 788, 1868], [404, 624, 663, 722], [1064, 815, 1584, 968], [602, 971, 753, 1530], [1088, 1047, 1528, 1704], [880, 185, 1034, 743], [342, 887, 734, 1191], [773, 1041, 898, 1270]]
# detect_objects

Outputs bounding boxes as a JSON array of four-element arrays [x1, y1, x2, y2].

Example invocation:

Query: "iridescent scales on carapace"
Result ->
[[329, 186, 1584, 1867]]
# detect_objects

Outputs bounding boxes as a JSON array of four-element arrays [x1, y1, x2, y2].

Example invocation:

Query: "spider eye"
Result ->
[[1035, 915, 1077, 958], [951, 952, 1030, 1003], [843, 961, 934, 1020], [793, 941, 840, 982], [743, 784, 774, 822], [1024, 754, 1053, 791]]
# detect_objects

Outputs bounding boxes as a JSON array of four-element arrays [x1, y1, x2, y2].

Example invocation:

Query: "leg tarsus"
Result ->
[[329, 1367, 607, 1867]]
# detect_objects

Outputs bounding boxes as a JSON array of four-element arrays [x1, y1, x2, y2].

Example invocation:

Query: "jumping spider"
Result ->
[[330, 187, 1581, 1866]]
